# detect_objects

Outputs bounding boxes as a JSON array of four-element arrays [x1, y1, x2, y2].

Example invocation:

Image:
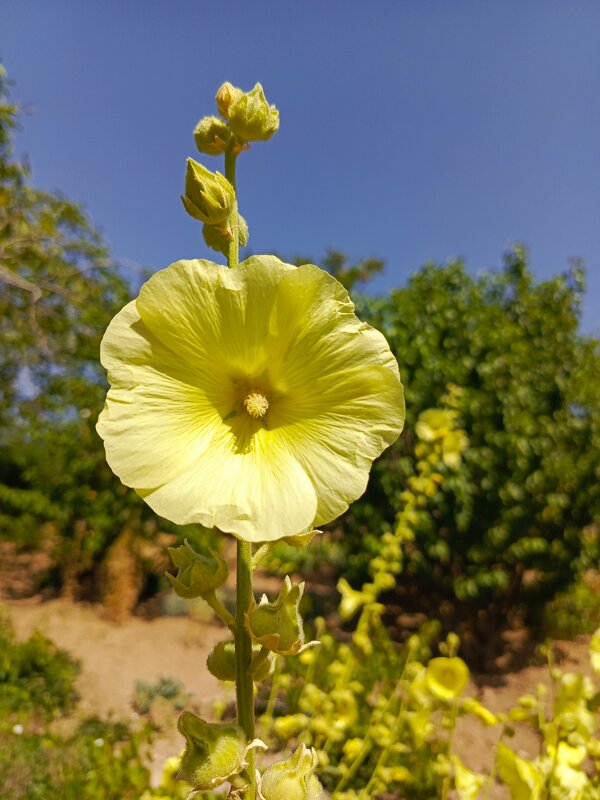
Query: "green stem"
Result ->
[[203, 590, 236, 631], [225, 141, 256, 796], [225, 141, 239, 268], [235, 538, 256, 797]]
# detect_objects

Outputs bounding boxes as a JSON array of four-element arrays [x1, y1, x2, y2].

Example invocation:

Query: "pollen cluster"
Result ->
[[243, 391, 269, 419]]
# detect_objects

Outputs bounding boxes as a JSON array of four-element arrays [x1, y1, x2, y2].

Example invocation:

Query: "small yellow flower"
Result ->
[[97, 256, 404, 542], [426, 657, 469, 701]]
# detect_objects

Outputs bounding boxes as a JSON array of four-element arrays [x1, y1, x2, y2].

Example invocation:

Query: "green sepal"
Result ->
[[202, 214, 248, 256], [167, 539, 228, 599], [259, 744, 323, 800], [282, 528, 321, 548], [247, 576, 317, 656], [177, 711, 248, 790], [207, 639, 276, 682]]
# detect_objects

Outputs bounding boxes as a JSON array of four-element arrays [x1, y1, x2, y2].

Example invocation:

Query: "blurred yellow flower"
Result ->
[[97, 256, 404, 542], [496, 743, 543, 800], [590, 626, 600, 674], [425, 657, 469, 701], [452, 756, 486, 800]]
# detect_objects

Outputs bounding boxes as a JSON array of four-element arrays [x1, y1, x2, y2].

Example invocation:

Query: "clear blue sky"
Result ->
[[2, 0, 599, 331]]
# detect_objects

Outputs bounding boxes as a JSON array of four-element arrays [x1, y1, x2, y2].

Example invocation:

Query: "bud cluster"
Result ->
[[182, 81, 279, 256]]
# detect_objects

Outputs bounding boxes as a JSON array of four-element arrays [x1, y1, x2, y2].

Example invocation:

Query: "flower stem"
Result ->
[[225, 138, 256, 797], [235, 538, 256, 796], [203, 589, 236, 631], [225, 141, 239, 269]]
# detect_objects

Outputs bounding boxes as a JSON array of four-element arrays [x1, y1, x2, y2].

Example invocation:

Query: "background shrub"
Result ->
[[333, 249, 600, 623]]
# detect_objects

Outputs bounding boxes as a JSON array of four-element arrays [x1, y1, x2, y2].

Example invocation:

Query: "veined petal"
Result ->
[[139, 426, 317, 541], [136, 256, 293, 375], [272, 363, 404, 524], [97, 255, 405, 541], [97, 300, 226, 488]]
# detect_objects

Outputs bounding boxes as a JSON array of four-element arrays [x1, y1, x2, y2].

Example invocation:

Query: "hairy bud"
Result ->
[[167, 539, 228, 599], [228, 83, 279, 143], [181, 159, 235, 225]]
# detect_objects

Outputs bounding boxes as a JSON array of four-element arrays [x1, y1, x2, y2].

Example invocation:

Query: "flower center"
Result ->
[[243, 391, 269, 419]]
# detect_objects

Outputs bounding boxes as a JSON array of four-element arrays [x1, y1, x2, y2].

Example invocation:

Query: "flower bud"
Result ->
[[228, 83, 279, 143], [247, 576, 316, 656], [181, 159, 235, 225], [194, 116, 229, 156], [177, 711, 248, 790], [167, 539, 228, 599], [202, 214, 248, 256], [259, 744, 323, 800], [216, 81, 243, 118], [207, 639, 275, 682]]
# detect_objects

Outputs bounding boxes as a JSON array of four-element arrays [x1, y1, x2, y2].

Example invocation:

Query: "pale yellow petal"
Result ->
[[97, 300, 226, 488], [139, 425, 317, 542], [136, 256, 293, 375], [97, 256, 405, 540]]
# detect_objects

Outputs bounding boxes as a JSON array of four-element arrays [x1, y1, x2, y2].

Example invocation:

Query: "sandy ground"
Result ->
[[4, 597, 597, 796], [6, 597, 229, 782]]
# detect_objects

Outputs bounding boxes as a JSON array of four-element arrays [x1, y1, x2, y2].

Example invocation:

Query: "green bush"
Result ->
[[543, 577, 600, 639], [0, 611, 79, 720], [0, 70, 222, 602], [339, 249, 600, 618], [0, 720, 154, 800]]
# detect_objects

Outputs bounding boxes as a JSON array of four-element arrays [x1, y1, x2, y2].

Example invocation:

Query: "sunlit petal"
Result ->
[[97, 256, 405, 542]]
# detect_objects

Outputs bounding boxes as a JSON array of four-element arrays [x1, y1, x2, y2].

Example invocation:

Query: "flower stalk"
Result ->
[[225, 141, 239, 269], [235, 540, 257, 797], [225, 142, 257, 797]]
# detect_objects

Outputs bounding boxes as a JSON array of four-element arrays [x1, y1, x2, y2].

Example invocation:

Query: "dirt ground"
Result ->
[[4, 597, 597, 795]]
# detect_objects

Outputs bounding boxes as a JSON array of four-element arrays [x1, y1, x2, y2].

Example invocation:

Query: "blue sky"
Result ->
[[2, 0, 599, 331]]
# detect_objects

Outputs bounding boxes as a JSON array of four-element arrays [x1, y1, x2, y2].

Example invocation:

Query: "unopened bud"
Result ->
[[228, 83, 279, 143], [181, 159, 235, 225], [177, 711, 247, 790], [167, 539, 228, 599], [247, 576, 316, 656], [194, 116, 229, 156], [216, 82, 243, 118], [202, 214, 248, 256], [259, 744, 323, 800], [207, 639, 275, 682]]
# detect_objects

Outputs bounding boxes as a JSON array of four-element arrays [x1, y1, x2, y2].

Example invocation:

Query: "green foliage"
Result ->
[[0, 68, 213, 598], [0, 610, 79, 720], [0, 609, 191, 800], [258, 603, 600, 798], [133, 676, 190, 715], [543, 577, 600, 639], [342, 249, 600, 615], [0, 720, 155, 800]]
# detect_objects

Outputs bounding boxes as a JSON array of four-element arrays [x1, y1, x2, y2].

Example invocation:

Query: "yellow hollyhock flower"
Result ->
[[97, 255, 404, 542]]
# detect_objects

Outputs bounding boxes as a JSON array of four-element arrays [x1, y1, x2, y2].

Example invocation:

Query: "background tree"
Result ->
[[0, 67, 200, 606], [338, 247, 600, 633]]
